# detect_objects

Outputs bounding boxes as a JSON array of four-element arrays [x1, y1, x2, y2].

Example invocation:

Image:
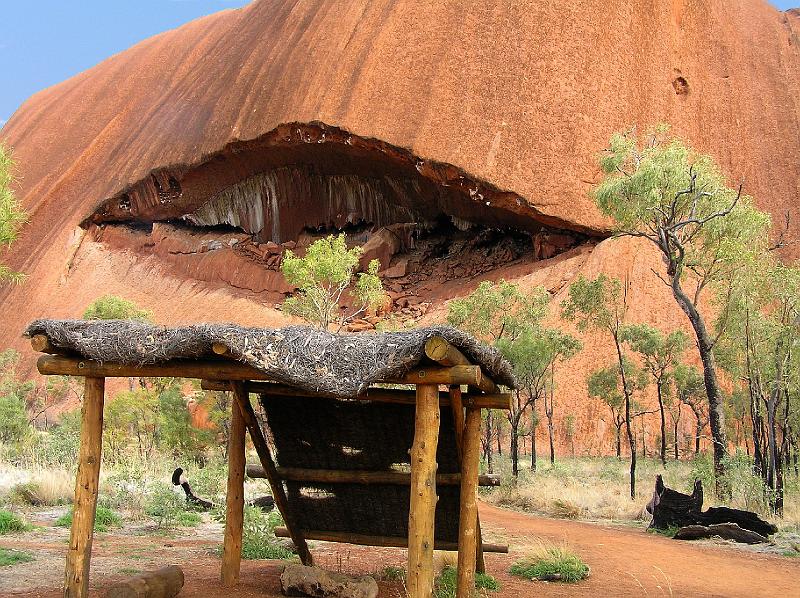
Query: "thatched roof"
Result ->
[[25, 320, 515, 397]]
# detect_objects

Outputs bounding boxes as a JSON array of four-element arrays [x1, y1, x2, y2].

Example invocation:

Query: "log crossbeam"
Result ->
[[245, 464, 500, 487]]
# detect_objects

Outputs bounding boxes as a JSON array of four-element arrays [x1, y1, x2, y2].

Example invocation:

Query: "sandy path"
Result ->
[[2, 503, 798, 597]]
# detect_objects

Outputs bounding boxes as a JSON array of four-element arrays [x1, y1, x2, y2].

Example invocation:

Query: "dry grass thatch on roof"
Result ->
[[24, 320, 515, 397]]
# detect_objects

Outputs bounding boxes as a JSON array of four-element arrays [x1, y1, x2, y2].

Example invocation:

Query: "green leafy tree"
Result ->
[[449, 281, 579, 476], [563, 274, 642, 498], [83, 295, 152, 321], [620, 324, 687, 465], [587, 359, 649, 458], [715, 258, 800, 514], [158, 385, 213, 462], [0, 146, 27, 284], [104, 388, 159, 462], [672, 363, 707, 455], [594, 126, 771, 486], [281, 234, 386, 330], [0, 350, 33, 443], [497, 327, 581, 474]]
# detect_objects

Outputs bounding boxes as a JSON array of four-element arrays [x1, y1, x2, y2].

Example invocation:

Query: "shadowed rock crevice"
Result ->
[[85, 122, 603, 240]]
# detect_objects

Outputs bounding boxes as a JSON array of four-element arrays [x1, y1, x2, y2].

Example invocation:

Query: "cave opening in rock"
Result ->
[[85, 122, 594, 311]]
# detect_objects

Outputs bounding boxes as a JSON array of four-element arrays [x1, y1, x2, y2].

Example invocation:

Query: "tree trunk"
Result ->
[[657, 381, 667, 466], [670, 278, 728, 488], [673, 409, 680, 461], [613, 337, 636, 499], [547, 410, 555, 466], [530, 419, 537, 472], [483, 411, 493, 474], [510, 425, 519, 478]]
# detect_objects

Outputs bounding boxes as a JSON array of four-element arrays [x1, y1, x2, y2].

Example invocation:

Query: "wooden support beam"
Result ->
[[388, 365, 482, 387], [457, 406, 482, 597], [64, 377, 105, 598], [425, 337, 499, 394], [38, 355, 486, 388], [407, 383, 440, 598], [273, 528, 508, 553], [201, 380, 512, 411], [221, 387, 246, 587], [244, 465, 499, 486], [38, 355, 270, 381], [449, 386, 486, 573], [229, 383, 313, 566]]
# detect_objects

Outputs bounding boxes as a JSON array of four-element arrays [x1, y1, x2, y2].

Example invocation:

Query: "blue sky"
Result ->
[[0, 0, 797, 125]]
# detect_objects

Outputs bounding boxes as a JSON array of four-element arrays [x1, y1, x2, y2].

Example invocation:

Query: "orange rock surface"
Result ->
[[0, 0, 798, 452]]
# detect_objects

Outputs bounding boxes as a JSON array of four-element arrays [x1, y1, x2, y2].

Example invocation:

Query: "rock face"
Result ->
[[0, 0, 798, 451], [280, 564, 378, 598]]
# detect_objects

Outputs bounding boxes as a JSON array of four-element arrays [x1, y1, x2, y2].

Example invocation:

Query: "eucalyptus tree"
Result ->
[[449, 280, 580, 477], [620, 324, 687, 465], [562, 274, 643, 498], [672, 363, 707, 455], [0, 146, 27, 284], [716, 259, 800, 514], [587, 359, 649, 459], [593, 126, 770, 485]]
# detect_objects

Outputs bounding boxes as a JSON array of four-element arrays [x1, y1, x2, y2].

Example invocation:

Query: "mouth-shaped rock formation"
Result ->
[[85, 122, 594, 312]]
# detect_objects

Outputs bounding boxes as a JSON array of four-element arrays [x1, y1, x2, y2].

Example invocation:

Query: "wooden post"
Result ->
[[449, 386, 486, 573], [221, 386, 246, 586], [64, 377, 105, 598], [407, 384, 440, 598], [456, 406, 482, 598]]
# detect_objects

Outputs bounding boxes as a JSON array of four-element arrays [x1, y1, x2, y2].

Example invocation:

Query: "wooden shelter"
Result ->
[[27, 321, 513, 598]]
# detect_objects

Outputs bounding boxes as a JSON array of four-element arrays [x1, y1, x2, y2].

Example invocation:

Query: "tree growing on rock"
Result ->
[[0, 146, 27, 284], [594, 126, 771, 488], [620, 324, 687, 465], [281, 234, 386, 331]]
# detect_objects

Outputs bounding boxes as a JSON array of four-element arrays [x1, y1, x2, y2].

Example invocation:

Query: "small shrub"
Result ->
[[9, 473, 72, 506], [0, 548, 34, 567], [550, 499, 581, 519], [434, 565, 500, 597], [56, 505, 121, 532], [647, 525, 680, 538], [241, 506, 294, 560], [144, 484, 199, 530], [0, 510, 31, 534], [510, 545, 589, 583]]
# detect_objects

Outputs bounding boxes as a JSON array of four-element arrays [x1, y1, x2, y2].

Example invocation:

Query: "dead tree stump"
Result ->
[[646, 475, 777, 540]]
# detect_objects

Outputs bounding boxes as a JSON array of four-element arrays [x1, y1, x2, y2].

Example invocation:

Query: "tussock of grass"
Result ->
[[56, 505, 121, 532], [434, 565, 500, 597], [8, 470, 73, 506], [0, 510, 32, 534], [0, 548, 34, 567], [510, 544, 589, 583]]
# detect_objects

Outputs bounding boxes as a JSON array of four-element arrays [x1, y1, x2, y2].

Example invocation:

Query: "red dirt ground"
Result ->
[[3, 503, 798, 598]]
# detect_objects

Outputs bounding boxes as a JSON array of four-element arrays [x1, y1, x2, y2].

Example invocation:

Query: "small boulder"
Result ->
[[280, 564, 378, 598]]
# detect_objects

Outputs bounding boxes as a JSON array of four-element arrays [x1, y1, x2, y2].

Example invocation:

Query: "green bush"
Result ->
[[434, 566, 500, 597], [510, 546, 589, 583], [239, 506, 294, 560], [0, 510, 32, 534], [0, 548, 34, 567], [144, 484, 202, 530], [56, 505, 121, 533], [83, 295, 152, 321]]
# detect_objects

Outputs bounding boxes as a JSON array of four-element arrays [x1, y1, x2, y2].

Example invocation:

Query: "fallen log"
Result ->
[[102, 565, 184, 598], [673, 523, 770, 545], [647, 475, 777, 540]]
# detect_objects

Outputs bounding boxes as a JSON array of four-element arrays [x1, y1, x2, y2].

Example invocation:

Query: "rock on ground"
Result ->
[[280, 564, 378, 598]]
